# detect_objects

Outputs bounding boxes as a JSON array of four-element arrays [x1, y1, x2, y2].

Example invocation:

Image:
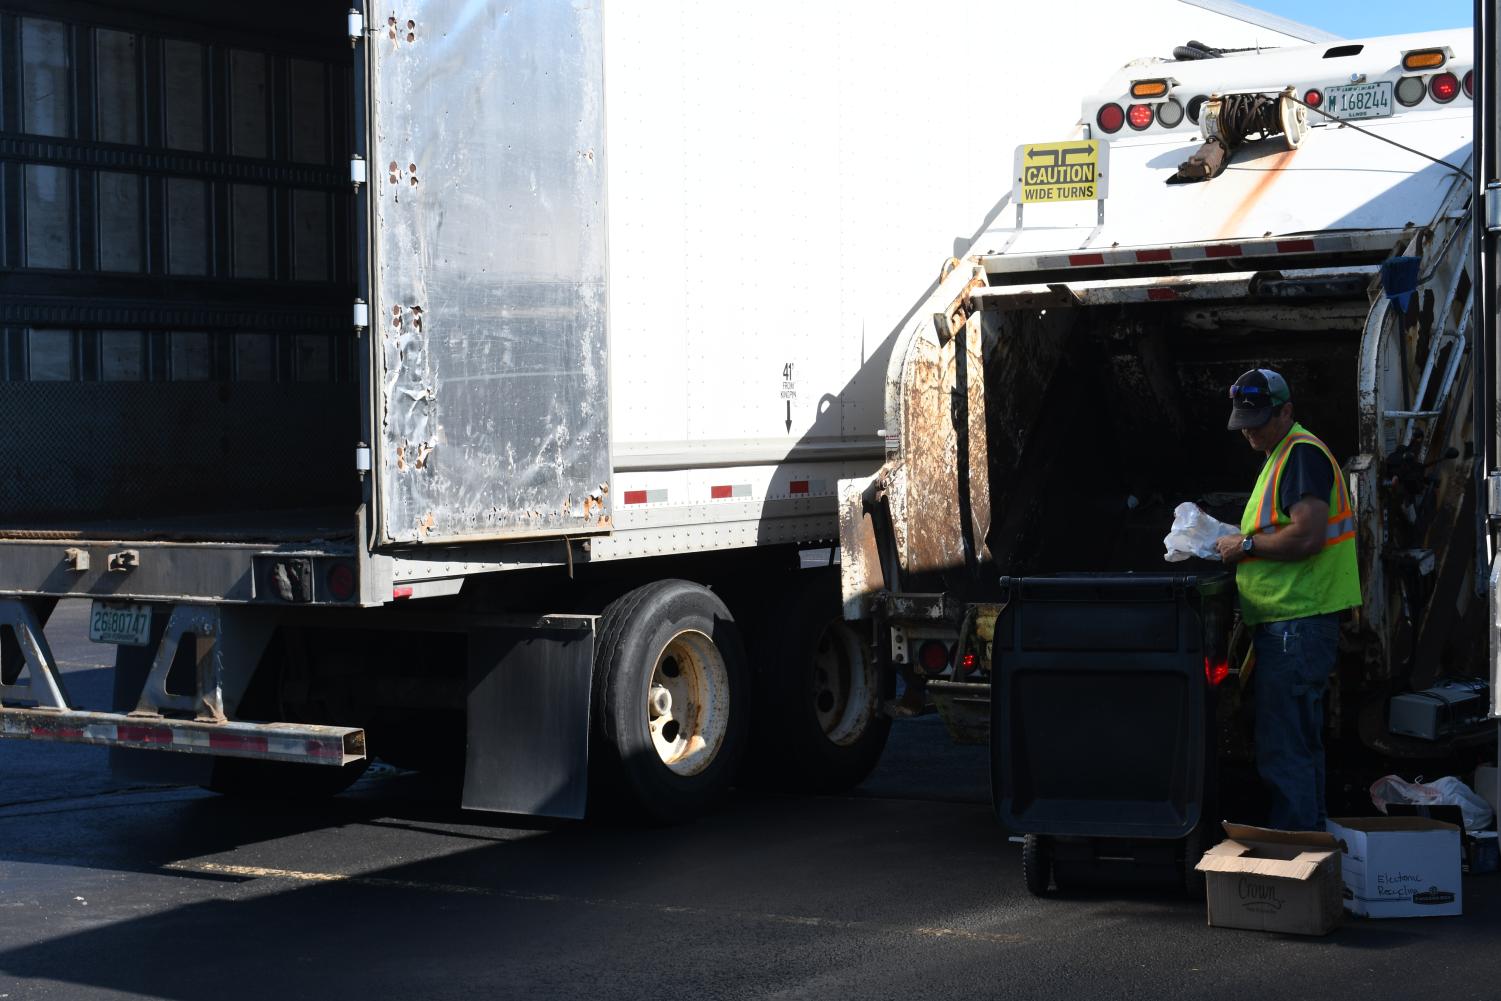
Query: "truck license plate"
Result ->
[[1321, 81, 1393, 121], [89, 602, 153, 646]]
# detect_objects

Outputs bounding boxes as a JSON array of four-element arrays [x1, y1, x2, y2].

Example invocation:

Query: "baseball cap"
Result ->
[[1227, 368, 1291, 430]]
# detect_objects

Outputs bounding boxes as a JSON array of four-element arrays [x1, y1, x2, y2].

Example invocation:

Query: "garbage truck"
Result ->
[[838, 25, 1498, 883], [0, 1, 1325, 821]]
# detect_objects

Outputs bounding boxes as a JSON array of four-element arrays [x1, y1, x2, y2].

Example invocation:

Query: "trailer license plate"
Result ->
[[1321, 81, 1393, 121], [89, 602, 152, 646]]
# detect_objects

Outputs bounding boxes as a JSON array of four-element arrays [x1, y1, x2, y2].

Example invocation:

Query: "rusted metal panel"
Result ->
[[369, 1, 610, 544], [891, 307, 990, 577], [838, 474, 885, 620]]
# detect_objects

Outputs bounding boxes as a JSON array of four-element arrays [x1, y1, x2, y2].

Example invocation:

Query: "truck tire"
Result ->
[[745, 569, 890, 793], [591, 580, 749, 824], [1022, 834, 1052, 896]]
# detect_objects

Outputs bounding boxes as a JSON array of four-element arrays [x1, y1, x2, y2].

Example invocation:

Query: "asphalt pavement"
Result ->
[[0, 604, 1498, 1000]]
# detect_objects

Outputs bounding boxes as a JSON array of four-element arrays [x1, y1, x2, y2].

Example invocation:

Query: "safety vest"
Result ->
[[1236, 423, 1361, 625]]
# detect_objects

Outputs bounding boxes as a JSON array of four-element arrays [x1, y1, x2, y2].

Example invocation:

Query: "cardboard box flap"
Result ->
[[1195, 842, 1330, 881], [1221, 822, 1340, 849], [1328, 816, 1459, 834]]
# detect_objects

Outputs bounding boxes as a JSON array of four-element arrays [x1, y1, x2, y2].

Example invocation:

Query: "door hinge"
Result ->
[[1488, 471, 1501, 519], [350, 154, 367, 191], [353, 298, 369, 331], [355, 442, 372, 476], [348, 8, 366, 46], [1487, 181, 1501, 234]]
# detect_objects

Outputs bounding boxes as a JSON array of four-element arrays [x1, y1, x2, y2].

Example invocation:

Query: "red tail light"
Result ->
[[1429, 72, 1459, 104], [917, 640, 951, 673], [1126, 103, 1154, 130], [1096, 103, 1125, 134], [1303, 88, 1322, 108], [1463, 70, 1474, 99], [325, 563, 356, 601], [960, 652, 977, 672], [1204, 657, 1231, 687]]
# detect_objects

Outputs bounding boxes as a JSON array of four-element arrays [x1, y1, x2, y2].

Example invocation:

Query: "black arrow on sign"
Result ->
[[785, 400, 792, 433]]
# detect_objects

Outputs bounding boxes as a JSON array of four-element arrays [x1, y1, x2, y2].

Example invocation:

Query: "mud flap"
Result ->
[[463, 616, 595, 819]]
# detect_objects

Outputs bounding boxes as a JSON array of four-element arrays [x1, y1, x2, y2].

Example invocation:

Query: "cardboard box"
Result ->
[[1326, 817, 1462, 918], [1196, 824, 1344, 935]]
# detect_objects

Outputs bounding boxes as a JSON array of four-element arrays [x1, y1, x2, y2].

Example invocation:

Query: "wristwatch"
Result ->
[[1241, 535, 1255, 556]]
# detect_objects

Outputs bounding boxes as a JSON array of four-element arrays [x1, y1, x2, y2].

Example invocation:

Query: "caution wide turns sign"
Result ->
[[1012, 140, 1109, 204]]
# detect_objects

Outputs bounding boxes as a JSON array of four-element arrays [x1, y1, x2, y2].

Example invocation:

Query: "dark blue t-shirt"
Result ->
[[1276, 443, 1335, 516]]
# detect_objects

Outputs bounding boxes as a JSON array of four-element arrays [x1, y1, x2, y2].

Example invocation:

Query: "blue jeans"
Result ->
[[1252, 614, 1341, 831]]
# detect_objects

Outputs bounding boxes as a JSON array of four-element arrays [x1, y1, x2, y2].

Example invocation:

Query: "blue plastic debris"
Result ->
[[1380, 255, 1420, 312]]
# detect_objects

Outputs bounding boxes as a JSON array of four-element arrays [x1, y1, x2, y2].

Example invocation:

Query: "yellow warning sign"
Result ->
[[1013, 140, 1107, 204]]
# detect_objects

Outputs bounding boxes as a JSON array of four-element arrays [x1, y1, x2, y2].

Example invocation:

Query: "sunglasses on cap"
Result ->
[[1228, 384, 1269, 402]]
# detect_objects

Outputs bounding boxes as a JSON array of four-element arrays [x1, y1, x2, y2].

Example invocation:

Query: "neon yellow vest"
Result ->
[[1236, 423, 1361, 625]]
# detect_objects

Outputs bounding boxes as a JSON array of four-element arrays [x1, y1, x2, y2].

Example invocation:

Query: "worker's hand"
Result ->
[[1215, 533, 1246, 565]]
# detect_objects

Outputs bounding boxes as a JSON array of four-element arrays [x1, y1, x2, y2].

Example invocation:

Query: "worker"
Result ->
[[1215, 368, 1361, 831]]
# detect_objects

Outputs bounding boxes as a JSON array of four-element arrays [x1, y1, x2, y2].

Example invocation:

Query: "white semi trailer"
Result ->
[[0, 0, 1323, 821]]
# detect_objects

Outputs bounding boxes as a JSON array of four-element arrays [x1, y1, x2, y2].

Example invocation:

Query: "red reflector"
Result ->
[[622, 490, 648, 505], [1126, 103, 1154, 130], [1096, 103, 1125, 134], [1147, 287, 1178, 301], [326, 563, 356, 601], [1464, 70, 1474, 98], [1430, 72, 1459, 103], [1135, 248, 1172, 263], [392, 585, 414, 600], [209, 732, 270, 754], [1303, 88, 1322, 108], [1068, 253, 1105, 267], [117, 725, 171, 745], [1275, 239, 1317, 253], [961, 652, 977, 670], [1205, 244, 1243, 258], [789, 480, 809, 495], [710, 485, 732, 499], [917, 640, 951, 673], [1204, 657, 1231, 687], [35, 726, 84, 740]]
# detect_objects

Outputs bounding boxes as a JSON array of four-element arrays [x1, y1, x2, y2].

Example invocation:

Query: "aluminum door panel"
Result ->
[[369, 0, 610, 543]]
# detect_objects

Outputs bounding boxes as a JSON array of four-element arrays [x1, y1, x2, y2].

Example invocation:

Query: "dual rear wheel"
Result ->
[[591, 573, 890, 823]]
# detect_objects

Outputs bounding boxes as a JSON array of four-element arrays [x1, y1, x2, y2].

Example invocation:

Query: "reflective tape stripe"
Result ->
[[1326, 516, 1356, 541], [981, 229, 1405, 276], [2, 708, 362, 766], [1252, 431, 1354, 536]]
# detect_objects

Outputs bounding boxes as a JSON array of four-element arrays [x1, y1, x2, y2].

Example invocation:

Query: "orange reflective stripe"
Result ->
[[1251, 430, 1353, 538]]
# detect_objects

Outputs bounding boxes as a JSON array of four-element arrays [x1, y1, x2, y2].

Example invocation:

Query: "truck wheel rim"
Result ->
[[812, 621, 874, 746], [647, 630, 728, 776]]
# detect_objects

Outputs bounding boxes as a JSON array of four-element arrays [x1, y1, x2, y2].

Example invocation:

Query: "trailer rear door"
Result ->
[[365, 0, 610, 544]]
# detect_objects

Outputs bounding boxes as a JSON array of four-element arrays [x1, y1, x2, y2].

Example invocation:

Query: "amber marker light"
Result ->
[[1401, 48, 1448, 71]]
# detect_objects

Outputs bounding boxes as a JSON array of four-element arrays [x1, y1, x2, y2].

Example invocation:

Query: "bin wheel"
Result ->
[[1022, 834, 1052, 896]]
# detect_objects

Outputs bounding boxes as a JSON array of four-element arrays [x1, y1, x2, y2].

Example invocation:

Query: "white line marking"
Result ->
[[165, 861, 1024, 945]]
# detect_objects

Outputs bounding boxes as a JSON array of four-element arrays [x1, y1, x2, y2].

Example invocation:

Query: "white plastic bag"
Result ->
[[1370, 774, 1496, 832], [1163, 501, 1240, 563]]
